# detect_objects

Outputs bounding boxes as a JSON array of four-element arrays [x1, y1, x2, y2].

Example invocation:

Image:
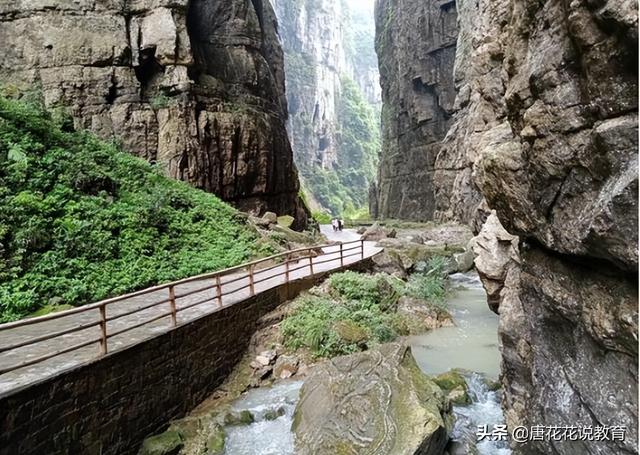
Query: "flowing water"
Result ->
[[222, 271, 509, 454], [223, 380, 302, 455], [409, 272, 501, 377], [409, 271, 511, 454]]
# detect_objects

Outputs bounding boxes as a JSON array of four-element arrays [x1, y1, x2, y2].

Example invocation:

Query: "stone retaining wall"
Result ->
[[0, 259, 373, 455]]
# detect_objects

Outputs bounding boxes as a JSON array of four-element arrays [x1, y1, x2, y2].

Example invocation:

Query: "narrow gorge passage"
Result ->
[[0, 0, 635, 453]]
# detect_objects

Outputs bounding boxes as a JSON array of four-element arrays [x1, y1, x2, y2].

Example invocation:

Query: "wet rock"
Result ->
[[452, 248, 474, 273], [138, 430, 183, 455], [356, 226, 367, 234], [273, 355, 299, 379], [396, 296, 454, 332], [223, 410, 254, 426], [293, 343, 453, 454], [264, 406, 286, 421], [205, 425, 225, 455]]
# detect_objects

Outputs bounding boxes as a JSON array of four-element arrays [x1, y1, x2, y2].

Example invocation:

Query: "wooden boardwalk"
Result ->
[[0, 228, 381, 394]]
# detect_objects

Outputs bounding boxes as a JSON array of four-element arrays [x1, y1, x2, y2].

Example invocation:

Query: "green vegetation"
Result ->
[[281, 265, 448, 358], [0, 95, 264, 322]]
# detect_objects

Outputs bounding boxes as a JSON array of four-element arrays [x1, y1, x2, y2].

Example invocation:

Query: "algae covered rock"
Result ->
[[277, 215, 295, 228], [293, 343, 453, 454], [138, 430, 183, 455], [205, 425, 225, 455]]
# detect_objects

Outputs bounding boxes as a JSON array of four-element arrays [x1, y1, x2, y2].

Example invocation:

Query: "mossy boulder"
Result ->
[[205, 425, 225, 455], [334, 320, 368, 343], [293, 343, 453, 454], [138, 430, 183, 455], [223, 410, 254, 426], [270, 224, 314, 244], [434, 370, 470, 405], [433, 369, 467, 391], [277, 215, 295, 228], [264, 406, 286, 421]]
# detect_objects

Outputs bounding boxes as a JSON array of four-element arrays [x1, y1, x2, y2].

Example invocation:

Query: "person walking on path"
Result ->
[[332, 218, 338, 232], [338, 218, 344, 231]]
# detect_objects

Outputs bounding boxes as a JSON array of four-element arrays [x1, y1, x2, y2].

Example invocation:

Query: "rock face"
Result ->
[[274, 0, 381, 216], [0, 0, 307, 227], [372, 0, 458, 220], [293, 343, 452, 454], [375, 0, 638, 450], [460, 0, 639, 451]]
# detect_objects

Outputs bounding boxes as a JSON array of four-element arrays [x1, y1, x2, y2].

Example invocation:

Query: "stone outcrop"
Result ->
[[0, 0, 307, 227], [372, 0, 458, 220], [293, 343, 453, 454]]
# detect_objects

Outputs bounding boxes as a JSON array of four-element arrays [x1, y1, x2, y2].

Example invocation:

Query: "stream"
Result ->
[[221, 271, 510, 454]]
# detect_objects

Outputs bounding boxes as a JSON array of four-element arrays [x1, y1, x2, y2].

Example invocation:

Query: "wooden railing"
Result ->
[[0, 239, 366, 375]]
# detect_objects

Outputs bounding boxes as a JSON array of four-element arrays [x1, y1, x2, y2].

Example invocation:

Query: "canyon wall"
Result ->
[[372, 0, 458, 220], [376, 0, 638, 452], [274, 0, 380, 216], [0, 0, 308, 227]]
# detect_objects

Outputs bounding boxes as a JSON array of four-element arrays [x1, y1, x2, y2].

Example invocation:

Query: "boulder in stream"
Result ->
[[292, 343, 453, 454]]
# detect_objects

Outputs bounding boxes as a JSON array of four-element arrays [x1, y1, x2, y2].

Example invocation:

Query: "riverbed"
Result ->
[[221, 271, 510, 454]]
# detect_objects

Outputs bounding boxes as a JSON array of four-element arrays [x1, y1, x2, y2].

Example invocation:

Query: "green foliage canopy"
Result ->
[[0, 96, 261, 322]]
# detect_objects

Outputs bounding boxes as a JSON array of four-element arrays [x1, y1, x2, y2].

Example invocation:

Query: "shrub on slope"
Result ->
[[0, 96, 261, 322]]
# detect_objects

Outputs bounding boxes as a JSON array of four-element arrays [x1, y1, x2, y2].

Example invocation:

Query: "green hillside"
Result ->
[[0, 96, 264, 322]]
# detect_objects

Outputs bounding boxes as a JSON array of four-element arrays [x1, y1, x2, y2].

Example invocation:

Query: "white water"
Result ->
[[223, 380, 302, 455], [409, 271, 511, 454], [452, 373, 511, 455], [223, 271, 509, 454]]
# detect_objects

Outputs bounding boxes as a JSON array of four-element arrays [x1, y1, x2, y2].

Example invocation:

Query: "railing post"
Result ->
[[99, 304, 107, 355], [285, 253, 290, 283], [249, 264, 255, 296], [215, 274, 222, 307], [309, 249, 314, 277], [169, 285, 177, 327], [361, 238, 364, 259], [340, 242, 344, 267]]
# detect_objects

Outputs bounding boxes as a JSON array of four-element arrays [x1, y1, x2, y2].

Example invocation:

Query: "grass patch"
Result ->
[[0, 95, 265, 322], [281, 264, 448, 358]]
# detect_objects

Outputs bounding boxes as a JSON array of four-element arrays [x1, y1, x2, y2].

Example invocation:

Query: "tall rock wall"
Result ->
[[274, 0, 381, 216], [375, 0, 638, 451], [372, 0, 458, 220], [461, 0, 638, 451], [0, 0, 308, 227]]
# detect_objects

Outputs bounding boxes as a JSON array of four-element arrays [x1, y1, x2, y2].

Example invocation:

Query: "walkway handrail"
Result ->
[[0, 239, 366, 375]]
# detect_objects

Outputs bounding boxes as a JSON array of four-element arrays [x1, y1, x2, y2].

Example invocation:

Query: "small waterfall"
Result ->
[[223, 380, 302, 454], [451, 373, 511, 454]]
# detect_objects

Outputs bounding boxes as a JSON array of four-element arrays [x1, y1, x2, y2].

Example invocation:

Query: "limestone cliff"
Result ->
[[372, 0, 458, 220], [376, 0, 638, 451], [0, 0, 308, 227], [274, 0, 380, 216]]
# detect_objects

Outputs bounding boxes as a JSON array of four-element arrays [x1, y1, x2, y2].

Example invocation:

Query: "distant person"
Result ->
[[332, 218, 338, 232], [338, 218, 344, 231]]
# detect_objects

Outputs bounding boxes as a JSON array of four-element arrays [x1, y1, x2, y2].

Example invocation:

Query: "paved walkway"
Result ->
[[0, 228, 380, 394]]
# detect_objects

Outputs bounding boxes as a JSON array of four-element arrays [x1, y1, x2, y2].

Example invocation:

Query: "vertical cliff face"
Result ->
[[376, 0, 638, 451], [372, 0, 458, 220], [462, 0, 638, 451], [274, 0, 380, 216], [0, 0, 308, 227]]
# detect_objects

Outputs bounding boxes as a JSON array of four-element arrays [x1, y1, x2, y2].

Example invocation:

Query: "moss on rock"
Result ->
[[138, 430, 183, 455]]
